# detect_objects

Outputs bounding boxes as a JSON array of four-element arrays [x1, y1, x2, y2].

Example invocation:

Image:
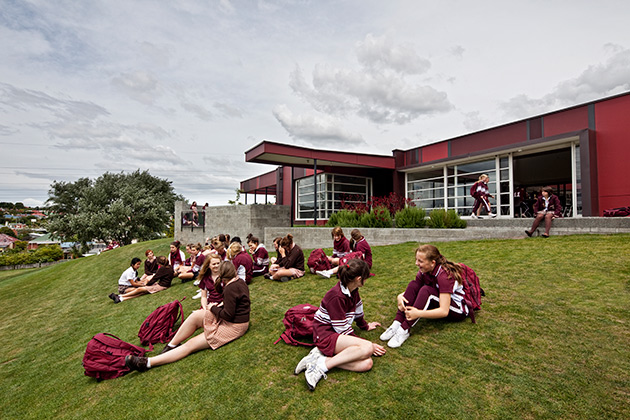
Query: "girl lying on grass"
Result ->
[[294, 259, 386, 391], [125, 260, 250, 372], [379, 244, 472, 348]]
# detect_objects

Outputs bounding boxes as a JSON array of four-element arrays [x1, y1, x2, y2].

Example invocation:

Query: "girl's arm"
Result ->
[[404, 292, 451, 320], [201, 289, 208, 310]]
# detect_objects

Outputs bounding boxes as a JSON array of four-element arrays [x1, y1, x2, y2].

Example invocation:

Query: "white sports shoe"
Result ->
[[294, 347, 324, 375], [387, 328, 410, 348], [316, 269, 332, 279], [488, 212, 497, 218], [192, 290, 202, 300], [379, 322, 400, 341], [305, 363, 327, 391], [471, 213, 479, 219], [193, 279, 200, 286]]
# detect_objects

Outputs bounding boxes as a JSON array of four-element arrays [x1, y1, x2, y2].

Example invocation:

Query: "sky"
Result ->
[[1, 0, 630, 207]]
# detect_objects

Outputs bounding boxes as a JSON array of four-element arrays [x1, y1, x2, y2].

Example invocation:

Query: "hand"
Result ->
[[372, 343, 386, 356], [404, 306, 421, 321], [366, 321, 381, 331], [397, 293, 408, 312], [278, 248, 286, 257]]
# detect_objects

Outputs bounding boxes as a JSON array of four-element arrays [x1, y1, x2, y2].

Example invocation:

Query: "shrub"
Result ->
[[370, 206, 393, 228], [326, 209, 360, 227], [445, 209, 467, 228], [427, 209, 467, 229], [394, 207, 427, 228]]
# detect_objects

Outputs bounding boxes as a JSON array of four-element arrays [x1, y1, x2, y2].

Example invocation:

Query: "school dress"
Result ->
[[144, 265, 175, 294], [251, 245, 269, 276], [353, 238, 372, 268], [199, 273, 223, 304], [232, 251, 253, 284], [394, 264, 469, 330], [471, 180, 491, 214], [312, 282, 369, 357], [332, 237, 351, 258], [203, 279, 250, 349]]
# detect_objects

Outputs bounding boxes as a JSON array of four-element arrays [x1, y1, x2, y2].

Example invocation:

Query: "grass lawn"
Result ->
[[1, 234, 629, 419]]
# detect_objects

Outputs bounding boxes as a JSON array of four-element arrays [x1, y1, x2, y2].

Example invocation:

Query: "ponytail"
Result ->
[[338, 259, 370, 287]]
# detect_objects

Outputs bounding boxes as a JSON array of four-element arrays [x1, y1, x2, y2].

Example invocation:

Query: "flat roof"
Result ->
[[245, 140, 395, 169]]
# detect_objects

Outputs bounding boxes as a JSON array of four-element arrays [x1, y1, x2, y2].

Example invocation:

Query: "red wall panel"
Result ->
[[421, 142, 448, 163], [594, 95, 630, 212], [543, 106, 589, 137], [450, 122, 527, 156]]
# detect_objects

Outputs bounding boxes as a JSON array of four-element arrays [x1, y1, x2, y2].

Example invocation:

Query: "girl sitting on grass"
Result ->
[[125, 260, 250, 372], [379, 244, 472, 348], [316, 229, 372, 278], [109, 256, 175, 303], [266, 234, 304, 282], [294, 259, 386, 391], [176, 243, 205, 283]]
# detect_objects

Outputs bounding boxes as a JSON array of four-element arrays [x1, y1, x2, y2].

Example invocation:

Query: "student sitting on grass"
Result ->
[[247, 236, 269, 277], [316, 229, 372, 279], [117, 257, 144, 294], [168, 241, 186, 271], [265, 234, 304, 282], [139, 250, 158, 284], [176, 243, 205, 284], [228, 242, 253, 284], [326, 226, 351, 266], [194, 254, 224, 305], [294, 259, 386, 391], [379, 244, 473, 348], [109, 256, 175, 303], [125, 260, 250, 372]]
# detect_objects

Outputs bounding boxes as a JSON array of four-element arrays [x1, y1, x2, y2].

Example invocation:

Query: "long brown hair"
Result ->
[[416, 244, 463, 284], [214, 260, 237, 295], [199, 253, 222, 280], [280, 234, 294, 249], [338, 259, 371, 288]]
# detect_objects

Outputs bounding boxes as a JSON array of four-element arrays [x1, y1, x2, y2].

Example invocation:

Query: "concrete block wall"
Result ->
[[174, 202, 291, 246]]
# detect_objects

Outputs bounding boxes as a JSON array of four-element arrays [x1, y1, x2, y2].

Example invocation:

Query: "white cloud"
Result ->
[[111, 71, 162, 105], [356, 33, 431, 75]]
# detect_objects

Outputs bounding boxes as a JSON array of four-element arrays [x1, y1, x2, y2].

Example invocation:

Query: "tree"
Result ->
[[0, 226, 16, 238], [46, 170, 182, 246]]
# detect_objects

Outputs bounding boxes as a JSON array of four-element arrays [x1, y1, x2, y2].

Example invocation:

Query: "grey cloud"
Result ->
[[501, 47, 630, 119], [0, 124, 18, 136], [214, 102, 243, 118], [111, 71, 162, 105], [272, 104, 365, 146], [181, 101, 213, 121], [356, 34, 431, 75]]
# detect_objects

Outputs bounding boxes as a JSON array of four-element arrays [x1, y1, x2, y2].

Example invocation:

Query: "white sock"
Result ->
[[317, 356, 328, 373], [146, 358, 152, 369], [167, 343, 176, 348], [119, 296, 124, 302], [390, 320, 401, 330]]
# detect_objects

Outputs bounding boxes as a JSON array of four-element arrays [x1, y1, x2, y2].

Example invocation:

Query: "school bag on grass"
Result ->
[[138, 298, 186, 351], [307, 248, 332, 273], [82, 333, 147, 381], [274, 303, 319, 347], [339, 251, 364, 266], [459, 263, 485, 323], [603, 206, 630, 217]]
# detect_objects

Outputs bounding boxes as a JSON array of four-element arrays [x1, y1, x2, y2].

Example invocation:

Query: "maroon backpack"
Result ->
[[307, 248, 332, 273], [459, 263, 484, 323], [82, 333, 147, 381], [138, 298, 186, 350], [339, 251, 364, 266], [603, 206, 630, 217], [274, 303, 319, 346]]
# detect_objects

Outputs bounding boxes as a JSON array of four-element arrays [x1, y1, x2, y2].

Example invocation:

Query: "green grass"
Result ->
[[1, 235, 630, 419]]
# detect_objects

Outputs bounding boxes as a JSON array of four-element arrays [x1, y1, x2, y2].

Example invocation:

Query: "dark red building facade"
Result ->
[[242, 92, 630, 224]]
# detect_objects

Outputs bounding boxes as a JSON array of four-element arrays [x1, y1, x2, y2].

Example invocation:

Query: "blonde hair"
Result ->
[[227, 242, 243, 260]]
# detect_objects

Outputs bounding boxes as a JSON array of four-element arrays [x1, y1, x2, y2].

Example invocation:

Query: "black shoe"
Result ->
[[264, 273, 272, 280], [525, 230, 532, 237], [108, 293, 116, 301], [159, 344, 179, 354], [125, 355, 148, 372], [542, 233, 549, 238], [278, 276, 291, 282], [181, 278, 192, 283]]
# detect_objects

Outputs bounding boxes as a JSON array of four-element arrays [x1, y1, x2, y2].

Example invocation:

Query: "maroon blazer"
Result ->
[[533, 194, 562, 217]]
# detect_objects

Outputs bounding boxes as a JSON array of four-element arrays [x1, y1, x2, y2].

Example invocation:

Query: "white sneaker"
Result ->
[[305, 363, 327, 391], [316, 269, 332, 279], [193, 279, 200, 286], [294, 347, 324, 375], [387, 329, 410, 348], [488, 212, 497, 218], [379, 322, 400, 341], [192, 290, 202, 300], [471, 213, 478, 219]]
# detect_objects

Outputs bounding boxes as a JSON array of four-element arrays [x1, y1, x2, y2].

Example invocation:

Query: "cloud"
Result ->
[[272, 104, 365, 146], [180, 101, 213, 121], [356, 34, 431, 75], [0, 124, 18, 136], [501, 47, 630, 119], [111, 71, 162, 105]]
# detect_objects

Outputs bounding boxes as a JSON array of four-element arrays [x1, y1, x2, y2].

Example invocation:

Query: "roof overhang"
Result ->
[[245, 140, 395, 170]]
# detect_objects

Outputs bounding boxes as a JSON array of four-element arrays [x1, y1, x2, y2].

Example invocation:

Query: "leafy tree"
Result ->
[[46, 170, 182, 246], [0, 226, 16, 238]]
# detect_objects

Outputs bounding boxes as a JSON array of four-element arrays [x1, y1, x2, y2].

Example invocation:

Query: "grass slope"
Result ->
[[1, 235, 630, 419]]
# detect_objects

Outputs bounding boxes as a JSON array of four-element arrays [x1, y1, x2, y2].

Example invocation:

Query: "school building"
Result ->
[[241, 92, 630, 225]]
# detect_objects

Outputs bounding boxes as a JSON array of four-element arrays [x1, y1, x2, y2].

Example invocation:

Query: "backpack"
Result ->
[[274, 303, 319, 347], [470, 182, 478, 198], [82, 333, 147, 381], [603, 206, 630, 217], [459, 263, 485, 323], [138, 298, 186, 351], [339, 251, 364, 267], [307, 249, 332, 273]]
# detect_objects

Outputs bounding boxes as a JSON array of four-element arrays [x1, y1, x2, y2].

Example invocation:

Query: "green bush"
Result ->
[[427, 209, 467, 229], [326, 209, 360, 227], [394, 206, 427, 228], [357, 206, 392, 228]]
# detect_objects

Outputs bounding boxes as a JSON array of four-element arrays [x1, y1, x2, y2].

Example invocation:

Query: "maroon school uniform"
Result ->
[[353, 238, 372, 268], [394, 264, 468, 330], [232, 251, 254, 284], [146, 265, 176, 288], [251, 244, 269, 276], [199, 273, 223, 304], [280, 244, 304, 271], [471, 180, 491, 214], [533, 194, 562, 217], [332, 237, 351, 258], [168, 250, 185, 268], [313, 282, 369, 357], [144, 258, 158, 275]]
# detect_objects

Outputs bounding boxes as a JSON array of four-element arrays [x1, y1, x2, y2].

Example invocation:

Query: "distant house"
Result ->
[[27, 233, 60, 251], [0, 234, 19, 251]]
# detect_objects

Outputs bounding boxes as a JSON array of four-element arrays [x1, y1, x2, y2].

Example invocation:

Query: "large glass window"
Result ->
[[296, 174, 372, 220]]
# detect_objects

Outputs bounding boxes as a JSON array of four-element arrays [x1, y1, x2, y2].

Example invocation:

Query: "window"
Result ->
[[296, 174, 372, 220]]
